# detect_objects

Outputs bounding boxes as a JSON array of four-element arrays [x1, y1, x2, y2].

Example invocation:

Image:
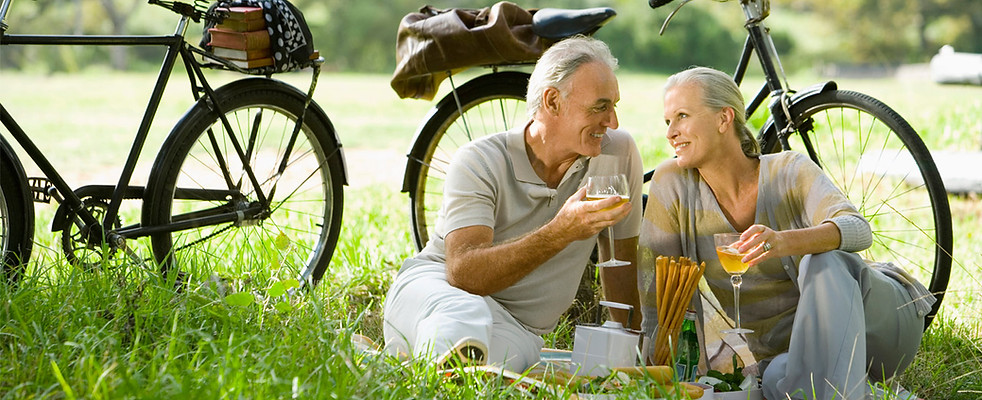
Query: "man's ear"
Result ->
[[543, 87, 562, 115]]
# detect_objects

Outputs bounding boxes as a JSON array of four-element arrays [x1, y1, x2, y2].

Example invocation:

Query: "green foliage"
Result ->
[[597, 1, 742, 73], [783, 0, 982, 62], [5, 0, 980, 73], [703, 355, 746, 392]]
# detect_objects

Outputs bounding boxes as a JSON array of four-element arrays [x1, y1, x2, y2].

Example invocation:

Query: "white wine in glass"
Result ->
[[714, 232, 754, 334], [586, 175, 630, 267]]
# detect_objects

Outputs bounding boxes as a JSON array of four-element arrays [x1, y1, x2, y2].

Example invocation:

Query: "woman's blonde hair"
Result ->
[[665, 66, 760, 157]]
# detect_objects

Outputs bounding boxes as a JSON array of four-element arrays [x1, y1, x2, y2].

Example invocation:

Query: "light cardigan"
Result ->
[[638, 151, 871, 362]]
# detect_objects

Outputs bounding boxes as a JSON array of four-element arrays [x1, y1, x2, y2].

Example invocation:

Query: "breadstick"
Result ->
[[662, 261, 705, 364], [659, 258, 690, 364], [655, 256, 668, 325], [665, 259, 692, 332], [653, 258, 675, 364], [654, 257, 677, 365], [653, 257, 708, 365], [609, 365, 673, 384]]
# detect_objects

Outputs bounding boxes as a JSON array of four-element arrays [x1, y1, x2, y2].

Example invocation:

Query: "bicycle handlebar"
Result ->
[[148, 0, 217, 23], [649, 0, 674, 9]]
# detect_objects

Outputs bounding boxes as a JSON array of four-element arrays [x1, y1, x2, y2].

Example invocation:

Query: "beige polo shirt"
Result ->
[[409, 123, 643, 334]]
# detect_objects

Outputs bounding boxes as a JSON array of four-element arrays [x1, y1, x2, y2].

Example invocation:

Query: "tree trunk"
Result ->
[[100, 0, 136, 70]]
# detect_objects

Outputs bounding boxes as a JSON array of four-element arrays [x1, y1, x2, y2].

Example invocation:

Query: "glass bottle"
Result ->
[[674, 310, 699, 382]]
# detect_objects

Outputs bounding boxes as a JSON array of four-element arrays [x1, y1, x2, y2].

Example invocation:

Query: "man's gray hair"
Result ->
[[526, 36, 618, 119], [665, 66, 760, 158]]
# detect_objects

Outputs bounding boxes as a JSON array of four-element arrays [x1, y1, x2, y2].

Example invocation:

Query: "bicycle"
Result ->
[[400, 0, 952, 328], [0, 0, 346, 287]]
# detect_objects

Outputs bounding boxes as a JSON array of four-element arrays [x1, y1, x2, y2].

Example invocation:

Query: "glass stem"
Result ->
[[731, 274, 743, 330], [607, 227, 617, 262]]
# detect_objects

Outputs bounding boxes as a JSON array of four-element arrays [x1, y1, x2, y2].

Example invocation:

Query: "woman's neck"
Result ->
[[700, 156, 761, 231]]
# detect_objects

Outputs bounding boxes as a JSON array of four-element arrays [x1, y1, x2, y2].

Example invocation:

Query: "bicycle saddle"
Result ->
[[532, 7, 617, 40]]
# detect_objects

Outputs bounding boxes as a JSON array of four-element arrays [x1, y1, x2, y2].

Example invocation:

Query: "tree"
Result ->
[[779, 0, 982, 63], [597, 0, 742, 73], [916, 0, 982, 53], [98, 0, 142, 70]]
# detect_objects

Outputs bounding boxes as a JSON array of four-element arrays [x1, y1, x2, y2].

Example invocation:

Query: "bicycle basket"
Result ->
[[201, 0, 316, 74], [391, 1, 552, 100]]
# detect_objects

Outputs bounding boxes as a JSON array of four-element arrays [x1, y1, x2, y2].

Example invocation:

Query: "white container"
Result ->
[[689, 383, 715, 400], [714, 387, 763, 400], [570, 320, 640, 376]]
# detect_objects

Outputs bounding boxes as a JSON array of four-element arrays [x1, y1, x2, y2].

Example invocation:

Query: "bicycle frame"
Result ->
[[0, 1, 272, 247], [643, 0, 832, 181], [732, 0, 808, 148]]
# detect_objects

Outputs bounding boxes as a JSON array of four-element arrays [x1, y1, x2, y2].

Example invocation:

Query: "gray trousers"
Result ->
[[761, 251, 924, 400]]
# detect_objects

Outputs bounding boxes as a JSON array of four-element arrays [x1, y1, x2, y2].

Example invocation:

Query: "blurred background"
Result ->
[[2, 0, 980, 76]]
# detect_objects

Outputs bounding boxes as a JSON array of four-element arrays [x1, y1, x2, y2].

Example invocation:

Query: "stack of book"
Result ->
[[208, 6, 273, 69]]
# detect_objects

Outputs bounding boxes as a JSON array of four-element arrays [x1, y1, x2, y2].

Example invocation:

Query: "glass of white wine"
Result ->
[[714, 232, 754, 334], [586, 175, 630, 267]]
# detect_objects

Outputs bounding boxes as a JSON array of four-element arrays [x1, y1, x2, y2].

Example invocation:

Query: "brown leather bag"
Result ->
[[390, 2, 552, 100]]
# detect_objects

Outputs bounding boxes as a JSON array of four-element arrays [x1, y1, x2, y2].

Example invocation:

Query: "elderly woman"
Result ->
[[638, 66, 931, 399]]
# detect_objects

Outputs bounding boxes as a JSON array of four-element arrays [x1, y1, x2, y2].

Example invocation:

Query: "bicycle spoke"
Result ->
[[267, 155, 330, 216], [216, 109, 270, 205], [205, 127, 239, 192]]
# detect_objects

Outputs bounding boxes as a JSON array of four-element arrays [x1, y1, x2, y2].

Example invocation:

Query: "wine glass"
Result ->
[[586, 175, 630, 267], [713, 232, 754, 334]]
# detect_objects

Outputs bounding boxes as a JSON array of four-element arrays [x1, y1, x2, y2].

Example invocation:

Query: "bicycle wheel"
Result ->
[[0, 139, 35, 283], [761, 89, 952, 328], [404, 71, 529, 250], [143, 78, 345, 286]]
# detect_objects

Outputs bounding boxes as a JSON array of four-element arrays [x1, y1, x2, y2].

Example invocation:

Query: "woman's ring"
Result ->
[[762, 241, 772, 252]]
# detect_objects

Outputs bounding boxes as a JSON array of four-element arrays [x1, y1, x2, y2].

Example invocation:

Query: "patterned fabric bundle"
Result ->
[[201, 0, 316, 73]]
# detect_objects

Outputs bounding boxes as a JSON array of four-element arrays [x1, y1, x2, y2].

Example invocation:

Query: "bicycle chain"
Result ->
[[172, 223, 236, 254]]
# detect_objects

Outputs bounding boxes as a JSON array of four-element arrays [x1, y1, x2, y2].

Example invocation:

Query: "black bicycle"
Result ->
[[0, 0, 346, 286], [401, 0, 952, 327]]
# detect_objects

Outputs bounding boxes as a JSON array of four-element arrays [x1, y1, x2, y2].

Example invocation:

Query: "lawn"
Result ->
[[1, 70, 980, 398]]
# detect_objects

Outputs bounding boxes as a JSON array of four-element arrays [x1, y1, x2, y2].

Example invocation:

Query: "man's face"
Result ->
[[555, 61, 620, 158]]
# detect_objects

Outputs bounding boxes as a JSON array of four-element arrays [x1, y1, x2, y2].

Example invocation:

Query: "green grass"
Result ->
[[1, 71, 981, 398]]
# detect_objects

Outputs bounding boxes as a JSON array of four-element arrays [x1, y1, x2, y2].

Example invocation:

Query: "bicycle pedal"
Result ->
[[28, 177, 53, 203]]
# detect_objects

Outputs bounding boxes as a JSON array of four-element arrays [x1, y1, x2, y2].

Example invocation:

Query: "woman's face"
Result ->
[[662, 82, 729, 169]]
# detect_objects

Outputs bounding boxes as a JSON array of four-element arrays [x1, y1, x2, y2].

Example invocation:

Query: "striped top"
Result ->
[[638, 151, 871, 361]]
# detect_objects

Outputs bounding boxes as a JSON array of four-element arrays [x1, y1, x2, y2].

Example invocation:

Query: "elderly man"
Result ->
[[382, 36, 644, 372]]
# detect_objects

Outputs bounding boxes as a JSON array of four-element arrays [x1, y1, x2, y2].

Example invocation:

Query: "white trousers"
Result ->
[[382, 261, 544, 371], [761, 251, 924, 400]]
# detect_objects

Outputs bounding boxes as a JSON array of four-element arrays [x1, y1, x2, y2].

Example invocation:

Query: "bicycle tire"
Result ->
[[143, 78, 345, 286], [0, 138, 35, 283], [404, 71, 530, 250], [761, 89, 952, 328]]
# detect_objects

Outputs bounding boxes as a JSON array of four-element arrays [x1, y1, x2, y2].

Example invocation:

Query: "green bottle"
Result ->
[[674, 310, 699, 382]]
